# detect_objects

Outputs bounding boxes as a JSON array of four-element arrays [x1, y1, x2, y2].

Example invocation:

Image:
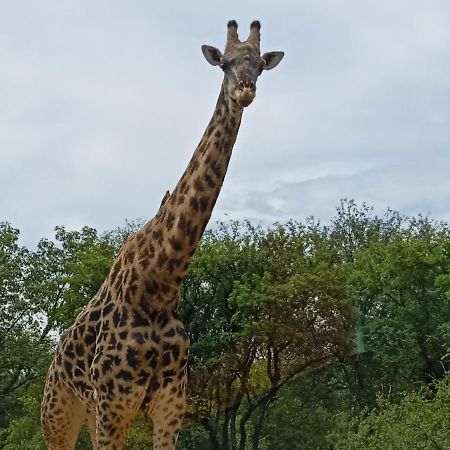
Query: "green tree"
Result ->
[[335, 374, 450, 450], [352, 219, 450, 395], [183, 221, 352, 449], [2, 204, 449, 450], [0, 223, 52, 442]]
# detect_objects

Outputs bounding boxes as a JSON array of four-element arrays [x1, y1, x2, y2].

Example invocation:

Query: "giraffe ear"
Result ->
[[261, 51, 284, 70], [202, 45, 223, 66]]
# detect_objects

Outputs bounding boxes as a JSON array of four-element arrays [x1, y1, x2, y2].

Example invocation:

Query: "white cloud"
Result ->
[[224, 154, 450, 225], [0, 0, 449, 247]]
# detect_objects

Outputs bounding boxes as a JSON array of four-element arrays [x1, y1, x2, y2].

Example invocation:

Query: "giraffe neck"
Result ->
[[121, 85, 243, 307]]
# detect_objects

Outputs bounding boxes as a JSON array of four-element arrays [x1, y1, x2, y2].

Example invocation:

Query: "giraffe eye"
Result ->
[[220, 61, 229, 70]]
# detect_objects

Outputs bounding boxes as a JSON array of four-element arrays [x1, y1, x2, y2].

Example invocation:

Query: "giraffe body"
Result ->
[[41, 20, 283, 449]]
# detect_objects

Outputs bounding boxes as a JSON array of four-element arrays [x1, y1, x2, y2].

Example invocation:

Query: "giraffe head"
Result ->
[[202, 20, 284, 108]]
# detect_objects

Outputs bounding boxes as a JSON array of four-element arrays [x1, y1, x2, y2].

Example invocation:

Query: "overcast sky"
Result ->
[[1, 0, 449, 247]]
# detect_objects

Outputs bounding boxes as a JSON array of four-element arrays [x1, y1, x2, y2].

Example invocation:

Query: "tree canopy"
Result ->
[[1, 200, 449, 449]]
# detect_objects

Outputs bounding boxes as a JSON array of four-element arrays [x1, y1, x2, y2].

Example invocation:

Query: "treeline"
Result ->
[[0, 200, 449, 449]]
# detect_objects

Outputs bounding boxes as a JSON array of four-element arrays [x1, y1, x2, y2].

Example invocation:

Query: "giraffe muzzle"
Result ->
[[235, 85, 256, 107]]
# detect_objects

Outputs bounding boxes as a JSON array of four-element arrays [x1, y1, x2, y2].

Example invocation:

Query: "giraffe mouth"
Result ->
[[237, 97, 254, 107], [235, 90, 255, 107]]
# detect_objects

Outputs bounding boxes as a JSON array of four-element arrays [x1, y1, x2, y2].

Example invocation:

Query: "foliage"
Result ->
[[335, 375, 450, 450], [0, 223, 51, 437], [0, 201, 449, 449], [183, 220, 352, 449], [352, 224, 450, 394]]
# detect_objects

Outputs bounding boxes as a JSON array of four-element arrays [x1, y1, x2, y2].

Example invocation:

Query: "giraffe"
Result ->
[[41, 20, 284, 450]]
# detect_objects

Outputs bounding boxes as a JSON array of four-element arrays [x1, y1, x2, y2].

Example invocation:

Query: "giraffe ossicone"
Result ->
[[41, 20, 284, 450]]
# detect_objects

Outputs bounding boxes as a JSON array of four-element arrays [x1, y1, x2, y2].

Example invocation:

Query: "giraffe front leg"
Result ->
[[41, 375, 87, 450], [95, 394, 137, 450], [147, 372, 187, 450]]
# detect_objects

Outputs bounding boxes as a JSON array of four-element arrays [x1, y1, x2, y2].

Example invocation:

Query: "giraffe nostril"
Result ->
[[239, 81, 255, 90]]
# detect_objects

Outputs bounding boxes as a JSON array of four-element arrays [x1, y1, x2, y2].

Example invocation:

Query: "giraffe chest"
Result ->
[[54, 299, 190, 408]]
